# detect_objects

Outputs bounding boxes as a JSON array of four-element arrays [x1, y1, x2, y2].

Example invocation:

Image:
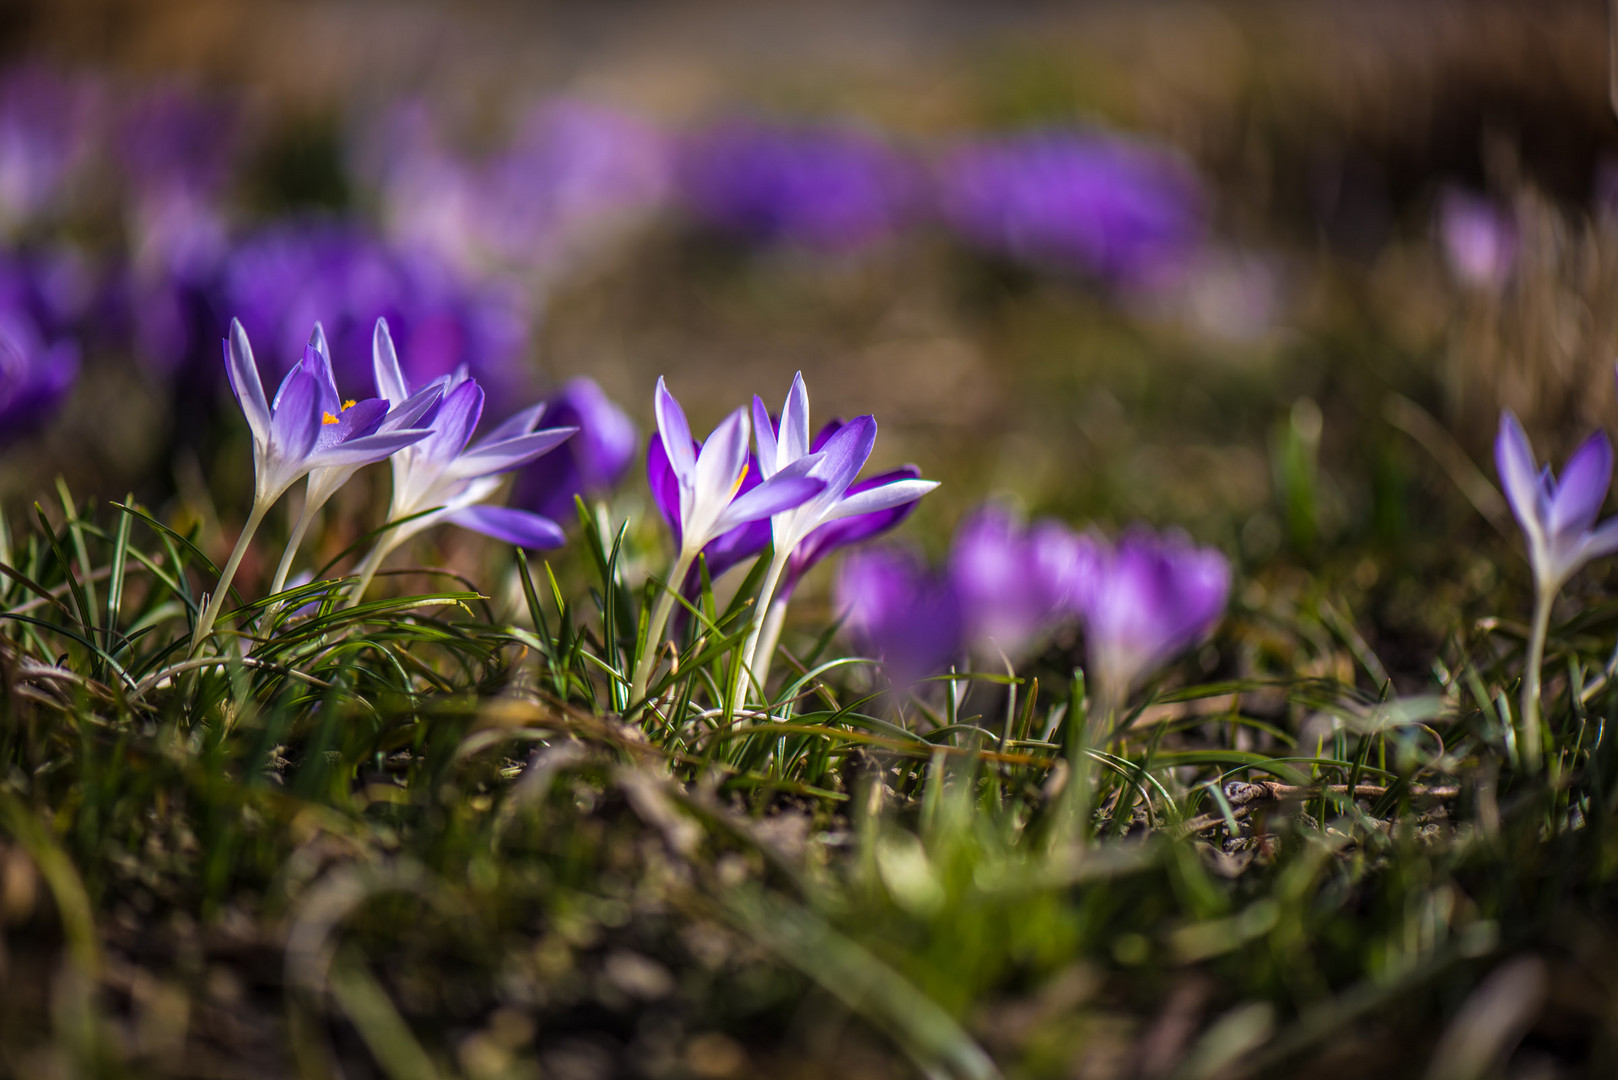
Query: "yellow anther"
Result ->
[[729, 462, 750, 497], [342, 399, 356, 411], [322, 411, 340, 425]]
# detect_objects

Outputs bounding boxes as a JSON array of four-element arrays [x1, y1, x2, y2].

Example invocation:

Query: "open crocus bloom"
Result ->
[[836, 546, 963, 686], [949, 505, 1093, 660], [371, 318, 577, 552], [1496, 410, 1618, 595], [752, 372, 937, 574], [225, 318, 430, 507]]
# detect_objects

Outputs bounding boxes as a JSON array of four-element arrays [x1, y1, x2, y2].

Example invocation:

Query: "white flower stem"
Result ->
[[268, 493, 320, 598], [189, 497, 271, 656], [749, 592, 791, 696], [733, 549, 790, 708], [345, 534, 403, 610], [629, 548, 696, 709], [1521, 585, 1553, 774]]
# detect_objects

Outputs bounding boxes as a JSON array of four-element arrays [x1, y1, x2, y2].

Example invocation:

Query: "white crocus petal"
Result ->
[[828, 479, 941, 522], [654, 376, 697, 481], [372, 318, 411, 406], [780, 370, 810, 464], [226, 318, 272, 447]]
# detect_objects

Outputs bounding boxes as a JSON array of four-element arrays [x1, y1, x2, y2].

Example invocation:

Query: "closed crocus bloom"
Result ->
[[1079, 528, 1229, 708], [1496, 407, 1618, 772], [512, 377, 638, 523], [836, 546, 963, 686], [0, 311, 76, 448]]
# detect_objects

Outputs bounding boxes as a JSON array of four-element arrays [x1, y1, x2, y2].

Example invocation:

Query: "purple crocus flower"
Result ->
[[836, 546, 963, 685], [267, 321, 445, 595], [628, 377, 827, 703], [1437, 188, 1516, 291], [646, 434, 771, 584], [937, 129, 1203, 285], [512, 377, 638, 523], [0, 310, 77, 448], [219, 221, 529, 403], [1077, 528, 1229, 707], [190, 319, 436, 652], [1496, 410, 1618, 595], [1495, 408, 1618, 772], [948, 506, 1093, 660], [347, 319, 579, 603], [679, 118, 916, 252], [736, 372, 937, 697]]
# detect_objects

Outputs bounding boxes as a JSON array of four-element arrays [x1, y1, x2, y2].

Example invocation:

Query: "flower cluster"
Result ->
[[837, 506, 1231, 713]]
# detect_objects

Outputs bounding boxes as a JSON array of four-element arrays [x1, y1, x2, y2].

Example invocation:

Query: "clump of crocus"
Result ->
[[0, 309, 77, 448], [628, 377, 827, 706], [511, 377, 638, 523], [734, 372, 937, 701], [936, 129, 1203, 286], [346, 321, 578, 605], [192, 319, 435, 653], [1496, 409, 1618, 771], [1076, 528, 1230, 725], [678, 118, 916, 253]]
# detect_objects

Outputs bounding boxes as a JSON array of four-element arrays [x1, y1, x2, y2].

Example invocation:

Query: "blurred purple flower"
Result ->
[[218, 221, 529, 401], [368, 99, 670, 279], [948, 505, 1093, 659], [512, 377, 638, 523], [679, 118, 916, 252], [937, 129, 1203, 284], [836, 546, 963, 684], [0, 309, 77, 447], [1495, 410, 1618, 595], [1078, 528, 1229, 703], [0, 64, 99, 234], [1437, 188, 1515, 291]]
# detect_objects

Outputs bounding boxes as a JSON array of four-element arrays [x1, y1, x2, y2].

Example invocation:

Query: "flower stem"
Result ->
[[1520, 585, 1553, 774], [189, 498, 270, 656], [345, 535, 402, 610], [629, 549, 696, 710], [749, 592, 791, 697], [268, 494, 319, 598], [733, 550, 790, 709]]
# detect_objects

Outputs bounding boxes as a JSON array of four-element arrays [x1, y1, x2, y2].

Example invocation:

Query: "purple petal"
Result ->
[[1496, 411, 1546, 538], [268, 369, 321, 463], [714, 472, 826, 533], [381, 380, 446, 432], [752, 395, 779, 477], [787, 466, 925, 585], [809, 418, 845, 453], [302, 326, 341, 416], [307, 427, 429, 469], [225, 319, 270, 442], [646, 434, 686, 544], [829, 477, 937, 521], [317, 397, 388, 447], [372, 317, 410, 404], [655, 376, 695, 480], [446, 426, 578, 481], [445, 505, 567, 549], [809, 414, 877, 498], [1548, 431, 1613, 538], [480, 402, 548, 444], [1580, 515, 1618, 562], [417, 379, 484, 464]]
